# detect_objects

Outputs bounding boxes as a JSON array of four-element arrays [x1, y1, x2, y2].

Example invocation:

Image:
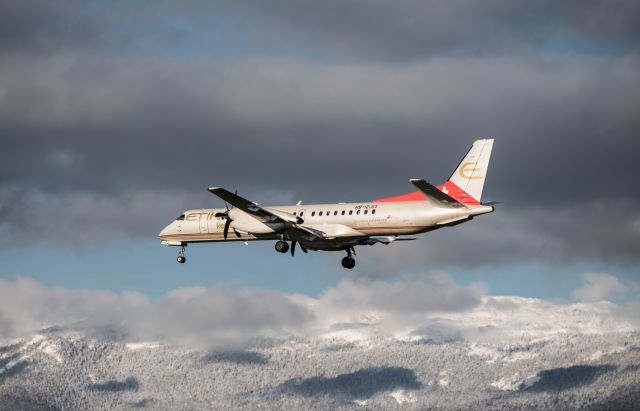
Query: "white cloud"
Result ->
[[571, 273, 629, 302], [0, 274, 637, 347], [0, 278, 310, 348]]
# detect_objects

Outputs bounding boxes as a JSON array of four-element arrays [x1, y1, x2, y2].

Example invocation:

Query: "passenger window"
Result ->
[[364, 210, 368, 215], [176, 214, 185, 221], [349, 210, 353, 215], [293, 212, 297, 216], [319, 211, 323, 216], [300, 212, 304, 217], [312, 211, 315, 216], [356, 210, 360, 215], [334, 211, 338, 216], [372, 209, 376, 215], [341, 210, 345, 215]]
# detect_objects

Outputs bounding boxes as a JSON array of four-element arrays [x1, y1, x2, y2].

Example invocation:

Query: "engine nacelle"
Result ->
[[228, 209, 284, 234]]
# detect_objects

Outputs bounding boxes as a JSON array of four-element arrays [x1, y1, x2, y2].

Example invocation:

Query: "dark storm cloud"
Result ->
[[224, 0, 640, 59], [1, 1, 639, 265], [357, 200, 640, 272], [3, 1, 639, 58]]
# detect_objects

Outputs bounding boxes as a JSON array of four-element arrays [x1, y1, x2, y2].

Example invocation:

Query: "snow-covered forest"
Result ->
[[1, 296, 638, 410]]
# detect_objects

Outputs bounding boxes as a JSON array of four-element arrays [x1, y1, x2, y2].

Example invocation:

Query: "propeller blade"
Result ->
[[223, 218, 231, 240], [233, 228, 241, 238], [300, 244, 308, 253], [290, 240, 296, 256]]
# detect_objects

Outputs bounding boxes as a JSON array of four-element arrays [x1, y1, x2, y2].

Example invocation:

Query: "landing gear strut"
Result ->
[[177, 244, 187, 264], [341, 247, 356, 269], [275, 240, 289, 253]]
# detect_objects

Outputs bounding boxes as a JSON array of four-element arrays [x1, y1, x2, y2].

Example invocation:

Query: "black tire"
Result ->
[[275, 240, 289, 253], [341, 256, 355, 269], [177, 256, 186, 264]]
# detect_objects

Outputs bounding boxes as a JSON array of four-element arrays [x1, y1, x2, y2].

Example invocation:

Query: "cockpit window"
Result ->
[[176, 214, 185, 221]]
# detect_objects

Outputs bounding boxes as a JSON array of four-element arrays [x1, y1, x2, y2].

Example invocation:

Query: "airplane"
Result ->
[[159, 139, 495, 269]]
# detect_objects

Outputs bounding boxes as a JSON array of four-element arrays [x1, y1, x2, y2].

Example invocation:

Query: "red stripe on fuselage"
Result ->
[[372, 181, 480, 206]]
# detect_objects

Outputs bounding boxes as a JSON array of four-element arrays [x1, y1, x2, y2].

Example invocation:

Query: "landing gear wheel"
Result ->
[[275, 240, 289, 253], [341, 256, 355, 269], [176, 244, 187, 264]]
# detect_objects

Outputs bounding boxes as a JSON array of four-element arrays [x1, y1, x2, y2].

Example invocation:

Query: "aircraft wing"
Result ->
[[208, 187, 372, 241], [410, 179, 466, 208], [208, 187, 300, 224]]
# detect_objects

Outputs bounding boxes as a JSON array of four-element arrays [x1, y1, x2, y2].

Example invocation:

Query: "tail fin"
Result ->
[[372, 138, 494, 205], [441, 138, 493, 205]]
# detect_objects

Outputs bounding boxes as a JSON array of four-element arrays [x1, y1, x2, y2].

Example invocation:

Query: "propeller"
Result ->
[[223, 217, 232, 240], [212, 189, 241, 240]]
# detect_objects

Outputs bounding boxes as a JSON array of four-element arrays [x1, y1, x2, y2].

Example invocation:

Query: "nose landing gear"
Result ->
[[176, 244, 187, 264], [341, 247, 356, 269]]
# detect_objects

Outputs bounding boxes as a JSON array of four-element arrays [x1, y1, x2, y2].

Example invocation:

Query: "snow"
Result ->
[[491, 373, 541, 391], [588, 346, 627, 361], [521, 374, 542, 389], [502, 351, 539, 362], [40, 341, 63, 364], [24, 335, 45, 348], [1, 329, 638, 410], [467, 343, 500, 363], [389, 389, 416, 404], [0, 357, 28, 377], [126, 341, 161, 351], [437, 370, 450, 386]]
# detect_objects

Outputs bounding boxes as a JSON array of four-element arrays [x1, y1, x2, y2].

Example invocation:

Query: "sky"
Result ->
[[1, 0, 640, 322]]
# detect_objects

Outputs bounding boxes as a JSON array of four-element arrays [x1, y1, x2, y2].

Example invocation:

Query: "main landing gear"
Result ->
[[274, 240, 355, 268], [274, 240, 289, 253], [341, 248, 356, 269], [176, 244, 187, 264]]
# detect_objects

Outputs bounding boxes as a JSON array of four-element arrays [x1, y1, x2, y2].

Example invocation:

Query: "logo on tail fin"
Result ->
[[459, 162, 483, 179]]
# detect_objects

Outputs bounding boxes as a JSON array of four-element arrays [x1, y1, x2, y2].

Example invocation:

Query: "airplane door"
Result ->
[[199, 213, 208, 233]]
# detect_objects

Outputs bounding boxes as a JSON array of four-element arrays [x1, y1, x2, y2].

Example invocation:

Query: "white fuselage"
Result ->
[[158, 201, 493, 251]]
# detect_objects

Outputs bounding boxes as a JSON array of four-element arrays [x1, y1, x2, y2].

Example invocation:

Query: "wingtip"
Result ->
[[208, 187, 220, 192]]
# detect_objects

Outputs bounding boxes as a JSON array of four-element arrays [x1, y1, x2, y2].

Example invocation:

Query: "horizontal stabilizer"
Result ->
[[410, 179, 465, 208]]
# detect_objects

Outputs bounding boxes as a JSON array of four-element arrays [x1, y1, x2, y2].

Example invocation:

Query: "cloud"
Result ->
[[1, 53, 639, 266], [127, 286, 311, 347], [2, 1, 639, 59], [356, 201, 640, 271], [0, 273, 482, 344], [0, 275, 637, 346], [0, 187, 201, 247], [572, 272, 630, 302], [314, 273, 485, 315], [0, 278, 311, 347]]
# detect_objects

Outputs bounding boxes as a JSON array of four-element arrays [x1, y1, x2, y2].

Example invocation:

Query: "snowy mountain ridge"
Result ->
[[1, 294, 638, 410]]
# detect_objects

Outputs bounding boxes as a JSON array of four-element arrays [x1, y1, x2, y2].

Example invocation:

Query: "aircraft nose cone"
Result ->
[[158, 224, 172, 238]]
